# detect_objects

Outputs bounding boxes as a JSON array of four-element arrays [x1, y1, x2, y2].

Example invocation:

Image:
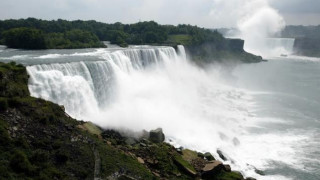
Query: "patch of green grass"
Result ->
[[173, 154, 196, 173], [182, 149, 198, 162], [81, 122, 102, 136], [167, 34, 192, 45], [98, 139, 154, 179], [215, 170, 244, 180]]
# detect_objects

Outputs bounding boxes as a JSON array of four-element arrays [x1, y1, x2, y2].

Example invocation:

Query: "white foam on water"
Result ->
[[4, 54, 31, 60], [36, 54, 64, 59]]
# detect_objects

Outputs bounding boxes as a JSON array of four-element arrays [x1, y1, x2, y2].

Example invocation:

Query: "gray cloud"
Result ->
[[0, 0, 319, 28], [270, 0, 320, 14]]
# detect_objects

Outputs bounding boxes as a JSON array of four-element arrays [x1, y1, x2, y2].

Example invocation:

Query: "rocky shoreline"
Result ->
[[0, 61, 258, 179], [97, 126, 258, 180]]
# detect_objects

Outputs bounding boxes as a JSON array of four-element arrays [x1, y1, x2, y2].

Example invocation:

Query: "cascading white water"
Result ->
[[265, 38, 295, 54], [27, 47, 178, 120], [26, 45, 294, 179], [177, 45, 187, 60], [26, 45, 252, 172], [243, 37, 295, 57]]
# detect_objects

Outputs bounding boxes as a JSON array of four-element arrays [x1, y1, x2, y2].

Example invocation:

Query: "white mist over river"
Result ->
[[0, 45, 319, 180]]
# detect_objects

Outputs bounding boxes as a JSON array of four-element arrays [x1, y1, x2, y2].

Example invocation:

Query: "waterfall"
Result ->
[[265, 38, 295, 54], [177, 45, 187, 61], [26, 45, 257, 178], [27, 46, 182, 119], [243, 37, 295, 57]]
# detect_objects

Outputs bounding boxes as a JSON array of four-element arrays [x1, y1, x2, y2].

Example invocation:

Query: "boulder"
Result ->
[[149, 128, 165, 143], [217, 149, 227, 161], [223, 164, 231, 172], [176, 146, 183, 154], [137, 157, 145, 164], [197, 152, 205, 159], [140, 130, 150, 139], [125, 137, 137, 145], [255, 168, 265, 176], [246, 178, 257, 180], [201, 160, 224, 178], [204, 152, 215, 161]]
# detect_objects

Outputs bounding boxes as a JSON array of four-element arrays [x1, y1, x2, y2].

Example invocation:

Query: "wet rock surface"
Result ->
[[149, 128, 165, 143]]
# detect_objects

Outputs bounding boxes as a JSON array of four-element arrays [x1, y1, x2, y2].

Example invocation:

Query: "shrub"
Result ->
[[0, 98, 8, 111], [10, 150, 34, 174]]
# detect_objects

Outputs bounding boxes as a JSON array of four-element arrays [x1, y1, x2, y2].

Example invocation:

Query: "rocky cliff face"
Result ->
[[184, 38, 263, 64], [0, 62, 256, 180]]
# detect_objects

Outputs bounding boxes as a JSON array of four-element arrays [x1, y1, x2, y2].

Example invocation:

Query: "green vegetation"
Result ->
[[173, 154, 197, 173], [214, 170, 244, 180], [181, 149, 198, 162], [2, 27, 105, 49], [167, 35, 193, 45], [0, 18, 222, 48], [2, 27, 46, 49]]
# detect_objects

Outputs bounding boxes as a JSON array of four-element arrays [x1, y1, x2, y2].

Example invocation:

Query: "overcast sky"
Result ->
[[0, 0, 319, 28]]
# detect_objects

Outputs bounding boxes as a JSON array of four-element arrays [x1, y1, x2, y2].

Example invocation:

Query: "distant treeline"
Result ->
[[1, 27, 105, 49], [281, 25, 320, 39], [0, 18, 224, 49]]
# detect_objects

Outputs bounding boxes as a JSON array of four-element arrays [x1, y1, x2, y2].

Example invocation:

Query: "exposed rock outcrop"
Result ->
[[149, 128, 165, 143]]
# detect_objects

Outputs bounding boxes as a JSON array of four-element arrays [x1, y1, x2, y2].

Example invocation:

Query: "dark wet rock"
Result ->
[[140, 130, 149, 139], [191, 157, 207, 172], [197, 152, 205, 159], [255, 168, 265, 176], [217, 149, 228, 161], [223, 164, 232, 172], [140, 138, 150, 145], [125, 137, 137, 145], [149, 128, 165, 143], [176, 146, 184, 154], [246, 177, 257, 180], [201, 160, 224, 178], [204, 152, 215, 161], [101, 129, 125, 145]]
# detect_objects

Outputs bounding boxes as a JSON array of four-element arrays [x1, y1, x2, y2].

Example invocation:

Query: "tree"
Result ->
[[2, 27, 46, 49]]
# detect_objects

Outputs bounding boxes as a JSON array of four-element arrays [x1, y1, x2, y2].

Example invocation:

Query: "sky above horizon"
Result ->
[[0, 0, 319, 28]]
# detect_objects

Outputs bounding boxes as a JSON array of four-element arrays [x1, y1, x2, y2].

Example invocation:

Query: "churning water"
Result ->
[[0, 45, 319, 180]]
